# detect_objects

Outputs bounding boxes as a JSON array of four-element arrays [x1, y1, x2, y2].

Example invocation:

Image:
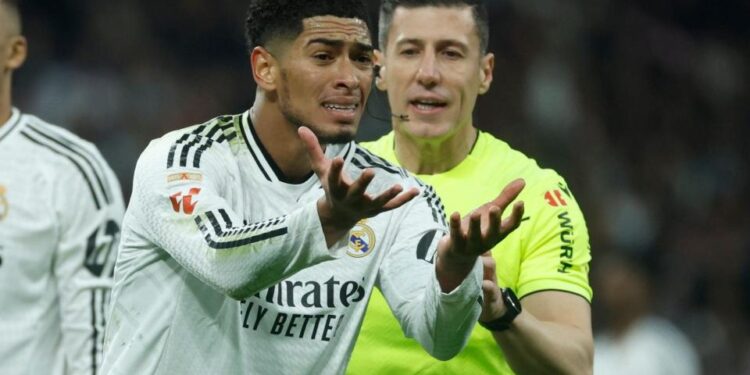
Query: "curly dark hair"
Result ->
[[379, 0, 488, 53], [245, 0, 372, 53]]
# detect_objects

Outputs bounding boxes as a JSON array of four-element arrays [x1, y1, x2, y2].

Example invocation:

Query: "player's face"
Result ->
[[275, 16, 374, 144], [379, 6, 493, 140]]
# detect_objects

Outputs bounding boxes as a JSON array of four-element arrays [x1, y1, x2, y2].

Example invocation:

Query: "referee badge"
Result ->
[[347, 220, 376, 258], [0, 185, 8, 221]]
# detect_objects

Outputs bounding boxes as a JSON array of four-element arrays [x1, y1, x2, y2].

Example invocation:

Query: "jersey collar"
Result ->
[[239, 110, 354, 186]]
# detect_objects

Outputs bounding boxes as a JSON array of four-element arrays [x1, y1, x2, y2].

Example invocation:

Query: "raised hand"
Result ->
[[436, 179, 525, 291], [298, 127, 420, 246]]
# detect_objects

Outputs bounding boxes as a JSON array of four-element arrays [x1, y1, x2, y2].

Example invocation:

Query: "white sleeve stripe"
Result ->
[[176, 133, 207, 168], [88, 288, 110, 374], [214, 209, 286, 235], [167, 118, 237, 169], [26, 122, 117, 202], [167, 129, 202, 168], [352, 148, 406, 177], [90, 290, 99, 375], [192, 127, 236, 168], [195, 217, 288, 250], [422, 186, 447, 226], [20, 131, 105, 210], [194, 211, 288, 250], [217, 208, 234, 229], [203, 210, 287, 236]]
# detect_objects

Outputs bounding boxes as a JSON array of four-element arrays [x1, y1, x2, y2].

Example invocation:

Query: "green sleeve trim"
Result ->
[[517, 279, 593, 302]]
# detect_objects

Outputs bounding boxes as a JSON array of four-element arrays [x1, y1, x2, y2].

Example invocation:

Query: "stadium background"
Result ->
[[11, 1, 749, 373]]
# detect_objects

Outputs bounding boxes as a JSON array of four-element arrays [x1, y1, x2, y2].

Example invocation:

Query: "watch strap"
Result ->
[[478, 288, 522, 332]]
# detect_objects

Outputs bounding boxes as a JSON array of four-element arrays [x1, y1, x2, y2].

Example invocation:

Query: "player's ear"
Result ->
[[374, 50, 387, 91], [478, 52, 494, 95], [251, 46, 278, 91], [4, 35, 26, 71]]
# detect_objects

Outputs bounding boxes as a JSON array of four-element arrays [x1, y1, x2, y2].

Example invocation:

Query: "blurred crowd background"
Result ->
[[11, 0, 749, 373]]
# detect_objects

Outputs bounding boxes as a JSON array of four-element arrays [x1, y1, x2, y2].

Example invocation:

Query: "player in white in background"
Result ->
[[101, 0, 526, 374], [0, 1, 125, 374]]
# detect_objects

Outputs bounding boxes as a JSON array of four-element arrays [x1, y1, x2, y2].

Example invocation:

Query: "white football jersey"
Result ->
[[0, 108, 124, 375], [101, 111, 482, 375]]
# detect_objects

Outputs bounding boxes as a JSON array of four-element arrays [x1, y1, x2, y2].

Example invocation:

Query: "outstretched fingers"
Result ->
[[491, 178, 525, 210], [327, 157, 348, 200], [347, 168, 375, 199], [378, 186, 419, 211], [485, 205, 502, 240], [370, 184, 402, 205], [467, 211, 483, 248], [448, 212, 465, 250], [500, 201, 525, 236]]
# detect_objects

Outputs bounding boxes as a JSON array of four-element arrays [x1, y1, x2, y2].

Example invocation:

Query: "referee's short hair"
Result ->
[[245, 0, 372, 53], [379, 0, 489, 53]]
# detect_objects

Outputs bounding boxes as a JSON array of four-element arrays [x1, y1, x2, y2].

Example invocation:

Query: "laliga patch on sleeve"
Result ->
[[167, 172, 203, 183]]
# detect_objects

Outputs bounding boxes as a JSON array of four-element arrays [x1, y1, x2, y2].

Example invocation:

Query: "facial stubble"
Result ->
[[278, 69, 356, 145]]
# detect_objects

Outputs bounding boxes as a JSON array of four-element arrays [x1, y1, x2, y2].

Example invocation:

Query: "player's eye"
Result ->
[[353, 54, 374, 66], [313, 52, 334, 61]]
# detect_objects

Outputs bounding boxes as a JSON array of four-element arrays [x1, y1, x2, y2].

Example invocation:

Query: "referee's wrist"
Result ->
[[479, 299, 508, 323], [478, 288, 522, 332]]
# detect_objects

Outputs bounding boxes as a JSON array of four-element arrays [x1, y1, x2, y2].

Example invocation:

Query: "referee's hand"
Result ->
[[298, 127, 419, 247]]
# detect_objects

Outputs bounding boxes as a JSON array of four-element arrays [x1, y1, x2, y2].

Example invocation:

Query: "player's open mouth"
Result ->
[[323, 103, 358, 112], [322, 102, 359, 122]]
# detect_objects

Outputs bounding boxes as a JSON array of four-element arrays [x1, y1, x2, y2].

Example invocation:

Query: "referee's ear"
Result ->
[[4, 35, 26, 72], [478, 52, 494, 95], [250, 46, 277, 91], [374, 50, 387, 92]]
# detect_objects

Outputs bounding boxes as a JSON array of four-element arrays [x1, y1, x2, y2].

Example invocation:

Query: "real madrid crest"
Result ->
[[347, 219, 376, 258], [0, 185, 8, 221]]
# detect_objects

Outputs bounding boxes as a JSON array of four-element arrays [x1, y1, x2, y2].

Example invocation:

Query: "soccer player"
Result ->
[[0, 1, 125, 374], [348, 1, 593, 374], [100, 1, 526, 374]]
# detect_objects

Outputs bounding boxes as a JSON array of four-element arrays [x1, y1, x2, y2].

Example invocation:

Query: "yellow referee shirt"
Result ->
[[347, 131, 592, 374]]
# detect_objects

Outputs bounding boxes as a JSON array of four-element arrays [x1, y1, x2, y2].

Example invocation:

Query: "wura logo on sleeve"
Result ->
[[0, 185, 8, 221], [170, 187, 201, 215], [347, 220, 376, 258], [544, 189, 568, 207]]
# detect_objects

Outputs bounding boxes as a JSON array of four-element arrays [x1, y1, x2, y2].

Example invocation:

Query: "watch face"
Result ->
[[507, 298, 518, 310], [503, 288, 522, 314]]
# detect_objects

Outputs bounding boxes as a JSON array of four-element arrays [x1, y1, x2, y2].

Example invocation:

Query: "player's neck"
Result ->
[[393, 125, 477, 175], [0, 80, 11, 127], [250, 103, 315, 183]]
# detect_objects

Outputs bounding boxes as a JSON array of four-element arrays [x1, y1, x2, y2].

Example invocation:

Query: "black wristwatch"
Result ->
[[478, 288, 522, 332]]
